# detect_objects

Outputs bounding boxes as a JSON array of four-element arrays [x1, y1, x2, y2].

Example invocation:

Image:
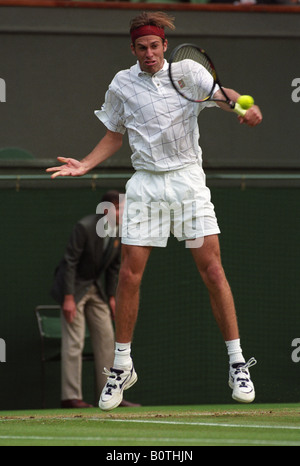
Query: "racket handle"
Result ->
[[233, 102, 248, 117]]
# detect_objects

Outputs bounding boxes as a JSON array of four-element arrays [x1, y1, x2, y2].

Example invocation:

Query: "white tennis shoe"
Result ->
[[229, 357, 257, 403], [99, 364, 138, 411]]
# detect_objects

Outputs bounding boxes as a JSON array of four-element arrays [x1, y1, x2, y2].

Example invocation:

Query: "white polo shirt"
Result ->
[[95, 59, 218, 172]]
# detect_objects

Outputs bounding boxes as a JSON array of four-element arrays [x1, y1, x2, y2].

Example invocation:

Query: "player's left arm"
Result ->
[[214, 87, 263, 127]]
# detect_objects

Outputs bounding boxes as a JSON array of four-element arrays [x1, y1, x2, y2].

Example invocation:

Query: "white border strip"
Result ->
[[0, 435, 299, 446]]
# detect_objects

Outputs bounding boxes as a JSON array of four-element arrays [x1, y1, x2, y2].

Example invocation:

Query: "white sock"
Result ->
[[225, 339, 245, 366], [113, 342, 132, 369]]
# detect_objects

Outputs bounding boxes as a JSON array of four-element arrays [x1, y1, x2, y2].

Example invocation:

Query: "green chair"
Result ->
[[0, 147, 35, 160], [34, 305, 94, 409]]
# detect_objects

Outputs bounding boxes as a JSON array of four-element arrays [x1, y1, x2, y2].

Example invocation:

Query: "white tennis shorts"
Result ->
[[122, 164, 220, 248]]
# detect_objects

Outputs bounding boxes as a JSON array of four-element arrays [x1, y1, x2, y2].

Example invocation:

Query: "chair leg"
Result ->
[[41, 360, 46, 409]]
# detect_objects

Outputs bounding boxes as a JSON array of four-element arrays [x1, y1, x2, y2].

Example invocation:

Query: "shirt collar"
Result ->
[[136, 59, 168, 77]]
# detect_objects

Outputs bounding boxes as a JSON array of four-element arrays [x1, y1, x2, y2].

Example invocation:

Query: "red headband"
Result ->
[[131, 25, 165, 43]]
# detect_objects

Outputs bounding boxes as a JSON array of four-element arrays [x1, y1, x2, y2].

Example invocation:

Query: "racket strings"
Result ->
[[169, 44, 219, 103], [173, 47, 215, 79]]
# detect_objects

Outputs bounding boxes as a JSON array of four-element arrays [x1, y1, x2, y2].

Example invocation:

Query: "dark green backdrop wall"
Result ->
[[0, 181, 299, 409]]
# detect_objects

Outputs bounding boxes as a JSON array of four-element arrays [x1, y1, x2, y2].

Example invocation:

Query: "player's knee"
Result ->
[[203, 262, 226, 289], [118, 265, 142, 290]]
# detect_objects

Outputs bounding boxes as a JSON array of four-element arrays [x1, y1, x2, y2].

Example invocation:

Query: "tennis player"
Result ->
[[47, 12, 262, 410]]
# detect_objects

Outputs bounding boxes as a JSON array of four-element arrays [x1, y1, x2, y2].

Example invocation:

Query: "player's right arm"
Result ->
[[214, 87, 262, 127], [46, 129, 123, 178]]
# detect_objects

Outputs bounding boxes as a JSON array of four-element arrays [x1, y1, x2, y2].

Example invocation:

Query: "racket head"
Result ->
[[168, 43, 218, 103]]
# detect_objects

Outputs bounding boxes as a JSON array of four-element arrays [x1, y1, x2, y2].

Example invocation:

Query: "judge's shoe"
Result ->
[[61, 399, 93, 408]]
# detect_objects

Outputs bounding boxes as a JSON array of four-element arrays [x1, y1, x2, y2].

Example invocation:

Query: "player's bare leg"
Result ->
[[99, 244, 151, 411], [115, 244, 152, 343], [190, 234, 256, 403], [115, 244, 152, 342], [190, 234, 239, 341]]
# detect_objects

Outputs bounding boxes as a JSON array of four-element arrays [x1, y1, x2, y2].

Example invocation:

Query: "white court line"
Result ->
[[107, 419, 300, 430], [1, 416, 299, 431]]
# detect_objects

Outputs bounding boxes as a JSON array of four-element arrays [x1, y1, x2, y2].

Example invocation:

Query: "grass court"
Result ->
[[0, 403, 299, 447]]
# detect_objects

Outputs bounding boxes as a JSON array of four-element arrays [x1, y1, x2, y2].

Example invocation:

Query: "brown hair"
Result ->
[[130, 11, 176, 35], [101, 190, 121, 205]]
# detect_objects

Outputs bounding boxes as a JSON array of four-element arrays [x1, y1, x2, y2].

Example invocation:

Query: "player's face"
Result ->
[[131, 36, 168, 75]]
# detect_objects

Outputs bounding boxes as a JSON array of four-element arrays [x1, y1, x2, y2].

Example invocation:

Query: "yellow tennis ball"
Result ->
[[237, 95, 254, 110]]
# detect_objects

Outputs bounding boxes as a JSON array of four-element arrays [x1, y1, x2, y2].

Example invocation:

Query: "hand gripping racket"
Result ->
[[168, 43, 252, 117]]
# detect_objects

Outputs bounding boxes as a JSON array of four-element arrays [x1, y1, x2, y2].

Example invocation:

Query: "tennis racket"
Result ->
[[168, 43, 250, 117]]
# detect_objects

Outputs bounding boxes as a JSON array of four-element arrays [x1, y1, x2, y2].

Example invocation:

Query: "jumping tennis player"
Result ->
[[47, 12, 262, 410]]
